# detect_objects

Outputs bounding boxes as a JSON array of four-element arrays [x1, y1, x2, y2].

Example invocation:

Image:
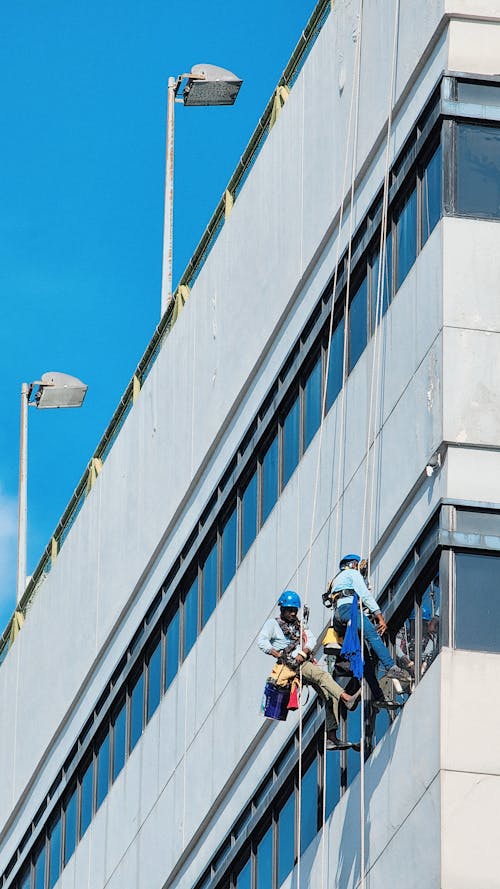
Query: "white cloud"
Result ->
[[0, 487, 17, 627]]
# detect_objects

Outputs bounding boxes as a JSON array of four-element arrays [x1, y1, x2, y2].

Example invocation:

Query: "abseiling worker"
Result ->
[[331, 554, 409, 682], [258, 591, 360, 751]]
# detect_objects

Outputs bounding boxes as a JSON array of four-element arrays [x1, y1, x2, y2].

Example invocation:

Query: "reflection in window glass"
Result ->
[[456, 552, 500, 652], [221, 506, 237, 593], [457, 123, 500, 217], [300, 758, 318, 853], [147, 636, 162, 720], [422, 142, 442, 244], [112, 699, 126, 780], [348, 276, 368, 372], [96, 731, 110, 810], [282, 396, 300, 487], [304, 355, 322, 449], [325, 747, 340, 818], [261, 434, 278, 524], [79, 758, 93, 838], [129, 671, 144, 752], [458, 80, 500, 107], [420, 575, 440, 678], [256, 824, 273, 889], [18, 867, 30, 889], [63, 787, 77, 864], [165, 608, 180, 688], [241, 471, 258, 558], [374, 706, 391, 746], [183, 576, 199, 658], [370, 236, 391, 335], [235, 858, 252, 889], [278, 792, 295, 885], [396, 187, 417, 289], [48, 815, 61, 888], [347, 707, 361, 786], [34, 843, 46, 889], [326, 317, 345, 410], [201, 541, 218, 627]]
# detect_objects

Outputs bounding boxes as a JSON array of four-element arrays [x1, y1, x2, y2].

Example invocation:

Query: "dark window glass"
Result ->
[[282, 395, 300, 487], [183, 575, 199, 658], [458, 80, 500, 107], [374, 705, 391, 746], [420, 575, 441, 677], [165, 607, 180, 688], [300, 758, 318, 853], [34, 842, 46, 889], [96, 731, 110, 810], [147, 636, 162, 720], [79, 758, 93, 838], [369, 237, 391, 335], [261, 433, 278, 524], [112, 698, 126, 780], [63, 786, 77, 864], [235, 858, 251, 889], [396, 187, 417, 289], [256, 824, 273, 889], [304, 354, 322, 449], [422, 142, 442, 244], [201, 541, 218, 627], [326, 317, 345, 410], [347, 707, 361, 786], [241, 470, 258, 558], [221, 506, 237, 593], [457, 123, 500, 217], [455, 552, 500, 652], [277, 792, 295, 885], [18, 867, 31, 889], [48, 815, 61, 888], [325, 747, 340, 818], [348, 275, 368, 372], [129, 671, 144, 752]]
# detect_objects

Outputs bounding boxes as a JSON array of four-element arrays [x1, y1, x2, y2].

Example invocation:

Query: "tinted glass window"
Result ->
[[201, 541, 218, 627], [261, 433, 278, 524], [112, 698, 126, 780], [18, 867, 31, 889], [457, 123, 500, 217], [278, 792, 295, 885], [422, 142, 442, 244], [396, 187, 417, 289], [165, 607, 180, 688], [79, 758, 94, 838], [241, 470, 258, 558], [455, 552, 500, 652], [420, 574, 440, 678], [96, 731, 110, 810], [347, 707, 361, 785], [304, 354, 322, 449], [325, 746, 340, 818], [458, 81, 500, 107], [300, 758, 318, 853], [183, 576, 199, 658], [129, 671, 144, 752], [63, 786, 77, 864], [370, 236, 391, 335], [221, 505, 237, 593], [235, 858, 251, 889], [256, 824, 273, 889], [34, 842, 46, 889], [147, 636, 162, 721], [48, 815, 61, 888], [326, 317, 345, 410], [282, 395, 300, 487], [348, 275, 368, 372]]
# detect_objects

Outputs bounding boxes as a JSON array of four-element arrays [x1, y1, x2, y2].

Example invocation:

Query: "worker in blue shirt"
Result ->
[[330, 554, 409, 682]]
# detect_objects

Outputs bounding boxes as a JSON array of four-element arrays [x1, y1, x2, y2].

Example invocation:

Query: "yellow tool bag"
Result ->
[[268, 661, 297, 688]]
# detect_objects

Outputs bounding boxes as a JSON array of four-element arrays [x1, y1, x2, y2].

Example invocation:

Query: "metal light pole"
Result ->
[[16, 372, 88, 604], [160, 64, 243, 318]]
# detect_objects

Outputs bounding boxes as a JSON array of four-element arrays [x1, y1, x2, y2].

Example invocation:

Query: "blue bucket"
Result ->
[[263, 682, 290, 721]]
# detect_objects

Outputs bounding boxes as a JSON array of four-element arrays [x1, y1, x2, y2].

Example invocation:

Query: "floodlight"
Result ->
[[34, 372, 88, 409], [182, 64, 243, 107]]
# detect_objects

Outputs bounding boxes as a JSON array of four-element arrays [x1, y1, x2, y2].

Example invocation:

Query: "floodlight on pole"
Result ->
[[16, 372, 88, 605], [160, 63, 243, 318]]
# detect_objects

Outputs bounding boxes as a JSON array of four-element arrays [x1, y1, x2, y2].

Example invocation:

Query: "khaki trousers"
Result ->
[[300, 661, 344, 731]]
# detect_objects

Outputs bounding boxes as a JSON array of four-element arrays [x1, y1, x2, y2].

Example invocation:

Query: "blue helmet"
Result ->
[[339, 553, 361, 569], [278, 590, 301, 609]]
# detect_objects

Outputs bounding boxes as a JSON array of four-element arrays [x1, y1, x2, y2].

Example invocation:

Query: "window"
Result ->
[[277, 792, 295, 885], [146, 635, 162, 721], [261, 433, 278, 525], [325, 745, 340, 818], [183, 575, 199, 659], [112, 697, 126, 780], [396, 186, 417, 288], [282, 395, 300, 487], [455, 552, 500, 652], [300, 758, 318, 853], [129, 670, 145, 752], [303, 354, 322, 449], [422, 142, 442, 244], [235, 858, 252, 889], [201, 540, 218, 627], [241, 470, 258, 558], [348, 275, 368, 372], [48, 815, 61, 888], [96, 731, 110, 810], [419, 574, 440, 678], [33, 842, 46, 889], [369, 233, 391, 335], [221, 505, 237, 593], [165, 606, 180, 689], [347, 706, 361, 785], [255, 823, 273, 889], [18, 867, 30, 889], [63, 786, 77, 864], [457, 80, 500, 107], [79, 758, 93, 839], [456, 123, 500, 217], [326, 317, 345, 410]]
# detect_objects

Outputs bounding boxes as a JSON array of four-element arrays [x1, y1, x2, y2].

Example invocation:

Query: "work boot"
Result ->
[[373, 697, 401, 711], [383, 665, 411, 682], [326, 730, 359, 751]]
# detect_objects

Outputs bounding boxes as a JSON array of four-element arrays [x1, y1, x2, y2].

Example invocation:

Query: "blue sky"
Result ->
[[0, 1, 316, 630]]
